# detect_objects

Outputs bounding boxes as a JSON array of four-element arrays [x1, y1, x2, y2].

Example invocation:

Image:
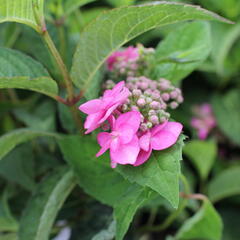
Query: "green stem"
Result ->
[[41, 30, 74, 101], [57, 25, 67, 61]]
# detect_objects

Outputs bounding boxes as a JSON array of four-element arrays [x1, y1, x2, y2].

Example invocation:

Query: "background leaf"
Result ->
[[153, 21, 212, 85], [116, 135, 185, 209], [0, 0, 44, 32], [208, 167, 240, 202], [212, 90, 240, 146], [18, 168, 76, 240], [0, 128, 58, 161], [176, 199, 223, 240], [71, 2, 231, 93], [183, 140, 217, 180]]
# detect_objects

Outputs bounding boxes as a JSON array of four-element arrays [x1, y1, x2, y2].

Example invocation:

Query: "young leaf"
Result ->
[[71, 2, 232, 93], [58, 135, 153, 240], [208, 167, 240, 203], [183, 140, 217, 180], [153, 21, 212, 85], [0, 0, 44, 32], [176, 199, 223, 240], [212, 90, 240, 146], [18, 168, 76, 240], [0, 128, 59, 161], [116, 135, 185, 209]]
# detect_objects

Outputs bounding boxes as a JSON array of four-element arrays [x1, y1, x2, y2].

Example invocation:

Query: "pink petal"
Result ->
[[151, 122, 183, 150], [151, 121, 168, 136], [110, 135, 139, 165], [115, 111, 141, 133], [134, 148, 152, 166], [84, 112, 103, 134], [79, 99, 102, 114], [98, 103, 119, 124], [96, 132, 111, 157], [119, 126, 134, 144], [139, 131, 151, 152], [110, 137, 120, 152]]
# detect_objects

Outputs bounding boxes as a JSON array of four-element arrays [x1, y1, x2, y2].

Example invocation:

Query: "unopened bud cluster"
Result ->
[[106, 44, 155, 79], [104, 76, 183, 131]]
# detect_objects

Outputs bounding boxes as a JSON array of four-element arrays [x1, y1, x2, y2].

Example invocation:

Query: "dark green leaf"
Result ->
[[71, 2, 231, 92], [0, 144, 35, 191], [208, 167, 240, 202], [64, 0, 97, 16], [154, 21, 212, 84], [176, 199, 223, 240], [19, 168, 76, 240], [116, 135, 185, 208], [183, 140, 217, 180], [212, 90, 240, 145]]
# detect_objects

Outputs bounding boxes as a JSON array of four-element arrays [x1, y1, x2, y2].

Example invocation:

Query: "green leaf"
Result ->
[[0, 128, 59, 161], [0, 76, 58, 98], [208, 167, 240, 203], [0, 47, 58, 98], [176, 199, 223, 240], [116, 135, 185, 209], [19, 168, 76, 240], [106, 0, 135, 7], [0, 0, 44, 32], [92, 221, 116, 240], [0, 144, 35, 191], [153, 21, 212, 84], [71, 2, 231, 92], [64, 0, 97, 16], [0, 234, 17, 240], [0, 189, 18, 232], [58, 135, 153, 240], [183, 140, 217, 180], [212, 90, 240, 146]]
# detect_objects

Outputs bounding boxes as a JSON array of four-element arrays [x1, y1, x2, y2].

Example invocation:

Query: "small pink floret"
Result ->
[[79, 81, 130, 134], [134, 121, 183, 166], [96, 111, 141, 168]]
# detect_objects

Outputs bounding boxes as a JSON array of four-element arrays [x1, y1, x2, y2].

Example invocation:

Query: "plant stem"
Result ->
[[41, 30, 74, 101]]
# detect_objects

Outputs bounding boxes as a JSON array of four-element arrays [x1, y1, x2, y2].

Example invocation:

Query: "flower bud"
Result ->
[[170, 101, 179, 109], [150, 101, 160, 110], [131, 105, 139, 111], [177, 95, 184, 103], [170, 90, 178, 99], [160, 116, 167, 123], [140, 123, 148, 132], [146, 97, 152, 104], [162, 93, 170, 101], [148, 110, 156, 116], [132, 89, 142, 97], [137, 98, 146, 107], [146, 122, 153, 128], [149, 115, 159, 125]]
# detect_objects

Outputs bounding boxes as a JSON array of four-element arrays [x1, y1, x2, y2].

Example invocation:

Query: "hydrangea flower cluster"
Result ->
[[190, 103, 216, 140], [106, 44, 155, 79], [104, 76, 183, 131], [79, 45, 183, 168]]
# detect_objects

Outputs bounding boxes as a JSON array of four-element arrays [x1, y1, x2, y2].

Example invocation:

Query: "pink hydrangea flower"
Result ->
[[96, 111, 141, 168], [190, 103, 216, 140], [134, 121, 183, 166], [107, 47, 139, 71], [79, 81, 130, 134]]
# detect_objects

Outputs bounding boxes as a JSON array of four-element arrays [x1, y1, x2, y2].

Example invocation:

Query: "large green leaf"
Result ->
[[71, 2, 231, 92], [0, 128, 58, 161], [212, 90, 240, 145], [0, 0, 44, 32], [58, 135, 153, 240], [0, 47, 58, 98], [183, 140, 217, 180], [116, 135, 185, 209], [176, 199, 223, 240], [18, 168, 76, 240], [208, 167, 240, 202], [153, 21, 212, 84], [64, 0, 97, 16]]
